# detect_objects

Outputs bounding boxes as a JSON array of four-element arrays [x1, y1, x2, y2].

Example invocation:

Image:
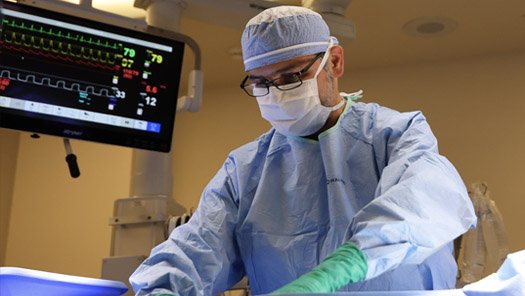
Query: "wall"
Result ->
[[0, 129, 20, 266], [4, 135, 132, 277], [2, 50, 524, 279]]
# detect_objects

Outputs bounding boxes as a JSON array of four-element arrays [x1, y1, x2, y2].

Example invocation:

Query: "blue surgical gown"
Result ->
[[130, 99, 477, 296]]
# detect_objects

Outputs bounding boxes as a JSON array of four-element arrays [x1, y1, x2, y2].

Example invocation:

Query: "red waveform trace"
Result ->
[[1, 41, 117, 72]]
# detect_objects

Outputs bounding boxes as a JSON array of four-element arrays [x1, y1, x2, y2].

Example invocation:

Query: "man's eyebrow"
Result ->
[[247, 74, 267, 80], [273, 63, 300, 75]]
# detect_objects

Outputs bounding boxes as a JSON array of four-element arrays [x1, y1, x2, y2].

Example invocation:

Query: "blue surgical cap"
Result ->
[[241, 6, 338, 71]]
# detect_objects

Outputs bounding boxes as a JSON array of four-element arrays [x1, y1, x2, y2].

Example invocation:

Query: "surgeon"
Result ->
[[130, 5, 477, 296]]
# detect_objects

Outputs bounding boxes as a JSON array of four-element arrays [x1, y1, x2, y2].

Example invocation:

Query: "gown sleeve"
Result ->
[[129, 156, 244, 296], [348, 105, 477, 280]]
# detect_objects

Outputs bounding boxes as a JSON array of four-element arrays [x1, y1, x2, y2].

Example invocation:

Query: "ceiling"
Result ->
[[62, 0, 525, 89]]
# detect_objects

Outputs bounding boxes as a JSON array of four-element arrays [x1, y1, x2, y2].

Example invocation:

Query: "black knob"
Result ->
[[66, 154, 80, 178]]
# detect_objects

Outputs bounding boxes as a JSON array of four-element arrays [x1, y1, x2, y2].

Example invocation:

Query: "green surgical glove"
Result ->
[[271, 242, 368, 294]]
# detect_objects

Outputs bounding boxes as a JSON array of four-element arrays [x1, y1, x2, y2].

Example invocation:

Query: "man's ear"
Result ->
[[329, 45, 344, 78]]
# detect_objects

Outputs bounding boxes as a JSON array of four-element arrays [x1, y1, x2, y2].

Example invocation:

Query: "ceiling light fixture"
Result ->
[[403, 17, 458, 38]]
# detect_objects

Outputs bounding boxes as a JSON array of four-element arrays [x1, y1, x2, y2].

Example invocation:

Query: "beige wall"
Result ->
[[2, 50, 524, 278], [0, 129, 20, 266], [4, 135, 132, 277]]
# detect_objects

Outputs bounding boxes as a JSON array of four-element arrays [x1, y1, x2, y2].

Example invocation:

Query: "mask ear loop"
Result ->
[[314, 38, 335, 78]]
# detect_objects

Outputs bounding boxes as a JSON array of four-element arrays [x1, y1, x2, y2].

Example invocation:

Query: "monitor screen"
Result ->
[[0, 1, 185, 152]]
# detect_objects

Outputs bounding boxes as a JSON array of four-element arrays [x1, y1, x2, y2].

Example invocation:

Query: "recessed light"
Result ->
[[228, 47, 243, 60], [403, 17, 458, 38]]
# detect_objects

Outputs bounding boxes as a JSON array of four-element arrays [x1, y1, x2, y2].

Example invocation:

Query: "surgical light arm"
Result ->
[[177, 69, 203, 112]]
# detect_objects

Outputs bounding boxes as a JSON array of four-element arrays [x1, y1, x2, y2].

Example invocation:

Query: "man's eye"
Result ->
[[277, 74, 300, 85], [250, 79, 268, 87]]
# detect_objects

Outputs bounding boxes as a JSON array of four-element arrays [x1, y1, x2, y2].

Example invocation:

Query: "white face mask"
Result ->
[[254, 46, 344, 137]]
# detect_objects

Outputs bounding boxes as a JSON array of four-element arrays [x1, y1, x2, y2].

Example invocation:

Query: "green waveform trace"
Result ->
[[3, 19, 122, 50]]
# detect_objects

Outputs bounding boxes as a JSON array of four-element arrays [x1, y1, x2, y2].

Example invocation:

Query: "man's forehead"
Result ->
[[247, 54, 315, 77]]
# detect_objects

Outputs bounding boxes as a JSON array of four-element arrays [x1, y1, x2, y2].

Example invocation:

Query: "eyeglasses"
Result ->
[[240, 52, 324, 97]]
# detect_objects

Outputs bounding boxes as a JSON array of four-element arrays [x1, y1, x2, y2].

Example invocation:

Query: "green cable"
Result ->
[[271, 242, 368, 294]]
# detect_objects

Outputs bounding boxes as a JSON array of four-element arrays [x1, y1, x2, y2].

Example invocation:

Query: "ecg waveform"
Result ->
[[0, 68, 113, 97], [2, 18, 121, 49]]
